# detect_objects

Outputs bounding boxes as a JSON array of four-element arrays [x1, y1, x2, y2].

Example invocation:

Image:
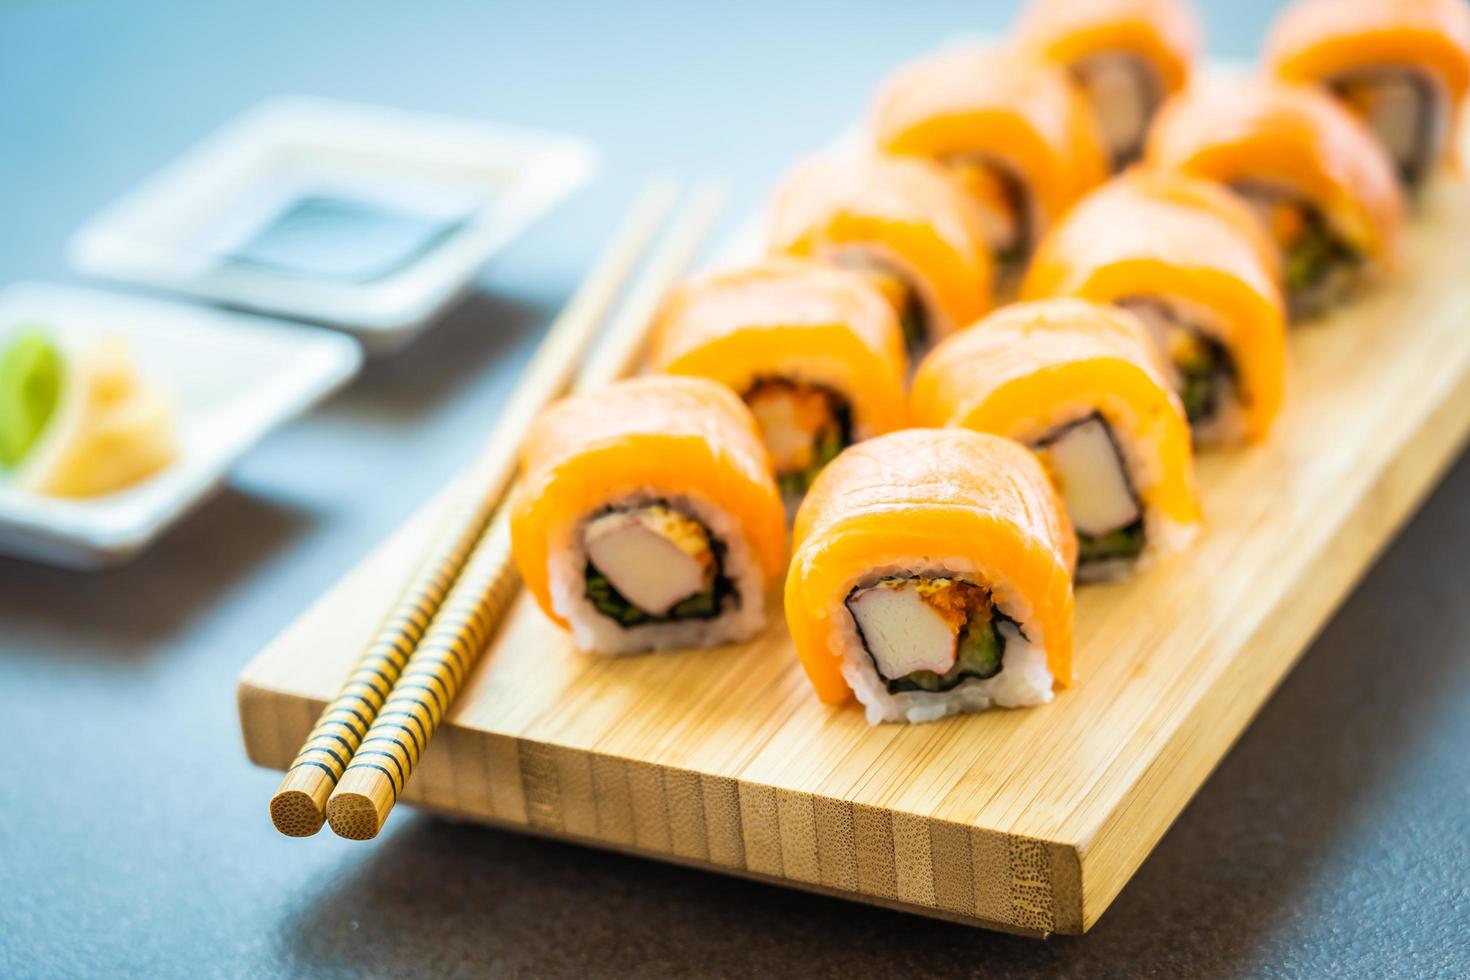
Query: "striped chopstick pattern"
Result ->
[[267, 495, 486, 836], [326, 512, 517, 839], [321, 180, 730, 840], [268, 178, 681, 836]]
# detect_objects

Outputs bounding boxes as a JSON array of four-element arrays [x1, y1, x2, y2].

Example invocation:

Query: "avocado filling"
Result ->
[[582, 502, 734, 626], [0, 328, 64, 470], [1076, 520, 1146, 564], [743, 377, 853, 500], [941, 155, 1032, 278], [1033, 413, 1146, 566], [1330, 69, 1445, 192], [845, 576, 1012, 694], [1173, 332, 1234, 425], [1233, 182, 1363, 319], [1118, 297, 1239, 431], [1069, 52, 1163, 171]]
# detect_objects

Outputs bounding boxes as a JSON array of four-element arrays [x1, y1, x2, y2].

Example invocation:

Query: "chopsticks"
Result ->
[[267, 178, 678, 837], [324, 181, 728, 840], [268, 178, 729, 840]]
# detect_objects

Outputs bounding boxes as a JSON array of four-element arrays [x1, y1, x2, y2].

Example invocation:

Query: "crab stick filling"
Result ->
[[1033, 414, 1144, 565], [744, 377, 853, 500], [1070, 52, 1163, 170], [583, 502, 727, 625], [1232, 180, 1363, 319], [1117, 296, 1243, 444], [845, 576, 1021, 693], [1331, 69, 1448, 190]]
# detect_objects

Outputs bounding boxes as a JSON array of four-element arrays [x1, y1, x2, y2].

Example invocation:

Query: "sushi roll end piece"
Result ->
[[511, 375, 786, 655], [1266, 0, 1470, 192], [767, 154, 994, 355], [871, 45, 1107, 285], [1015, 0, 1202, 170], [1022, 171, 1287, 447], [649, 258, 908, 506], [911, 298, 1202, 581], [787, 428, 1075, 724], [1145, 78, 1404, 320]]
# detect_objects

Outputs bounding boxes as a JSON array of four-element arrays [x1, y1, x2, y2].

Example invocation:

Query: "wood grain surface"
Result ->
[[239, 177, 1470, 935]]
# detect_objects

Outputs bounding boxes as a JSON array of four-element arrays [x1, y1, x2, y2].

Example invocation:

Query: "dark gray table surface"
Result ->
[[2, 1, 1467, 977]]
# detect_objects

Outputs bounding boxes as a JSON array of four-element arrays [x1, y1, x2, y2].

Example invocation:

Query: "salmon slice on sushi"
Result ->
[[649, 258, 907, 505], [1145, 79, 1404, 320], [911, 298, 1202, 582], [767, 154, 994, 356], [1266, 0, 1470, 193], [1023, 171, 1287, 447], [871, 45, 1107, 286], [1015, 0, 1201, 171], [510, 376, 786, 655], [786, 428, 1075, 724]]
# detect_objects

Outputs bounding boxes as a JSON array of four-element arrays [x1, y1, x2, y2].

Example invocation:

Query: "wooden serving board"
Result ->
[[240, 179, 1470, 937]]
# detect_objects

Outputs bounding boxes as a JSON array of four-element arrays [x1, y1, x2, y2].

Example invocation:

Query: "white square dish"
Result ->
[[0, 284, 362, 568], [70, 96, 599, 354]]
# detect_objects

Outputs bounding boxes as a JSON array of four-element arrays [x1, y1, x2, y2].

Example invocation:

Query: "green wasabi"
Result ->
[[0, 328, 63, 469]]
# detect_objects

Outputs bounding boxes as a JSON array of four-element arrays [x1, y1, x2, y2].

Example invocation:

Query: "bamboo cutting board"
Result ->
[[240, 178, 1470, 937]]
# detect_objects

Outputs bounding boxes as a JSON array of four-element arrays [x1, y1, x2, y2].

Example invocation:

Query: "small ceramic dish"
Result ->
[[0, 283, 362, 568], [70, 96, 598, 353]]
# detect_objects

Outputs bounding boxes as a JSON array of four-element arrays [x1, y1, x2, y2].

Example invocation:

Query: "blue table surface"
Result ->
[[2, 2, 1468, 977]]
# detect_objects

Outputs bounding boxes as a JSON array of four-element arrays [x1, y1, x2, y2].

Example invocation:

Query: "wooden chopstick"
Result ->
[[268, 177, 681, 837], [572, 181, 732, 389], [323, 180, 730, 841]]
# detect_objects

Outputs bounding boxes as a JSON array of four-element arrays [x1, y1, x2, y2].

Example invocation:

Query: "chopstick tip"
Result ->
[[326, 791, 385, 841], [270, 789, 327, 837]]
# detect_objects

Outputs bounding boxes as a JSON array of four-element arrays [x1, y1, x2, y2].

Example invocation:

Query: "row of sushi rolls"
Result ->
[[508, 0, 1470, 724]]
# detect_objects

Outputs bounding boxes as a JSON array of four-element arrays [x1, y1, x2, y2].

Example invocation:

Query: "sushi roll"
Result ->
[[786, 428, 1075, 725], [1265, 0, 1470, 193], [1015, 0, 1201, 170], [1022, 172, 1287, 447], [911, 298, 1202, 582], [1113, 164, 1283, 278], [767, 154, 993, 355], [871, 45, 1107, 283], [509, 375, 786, 655], [1145, 79, 1405, 320], [648, 258, 908, 504], [0, 327, 176, 498]]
